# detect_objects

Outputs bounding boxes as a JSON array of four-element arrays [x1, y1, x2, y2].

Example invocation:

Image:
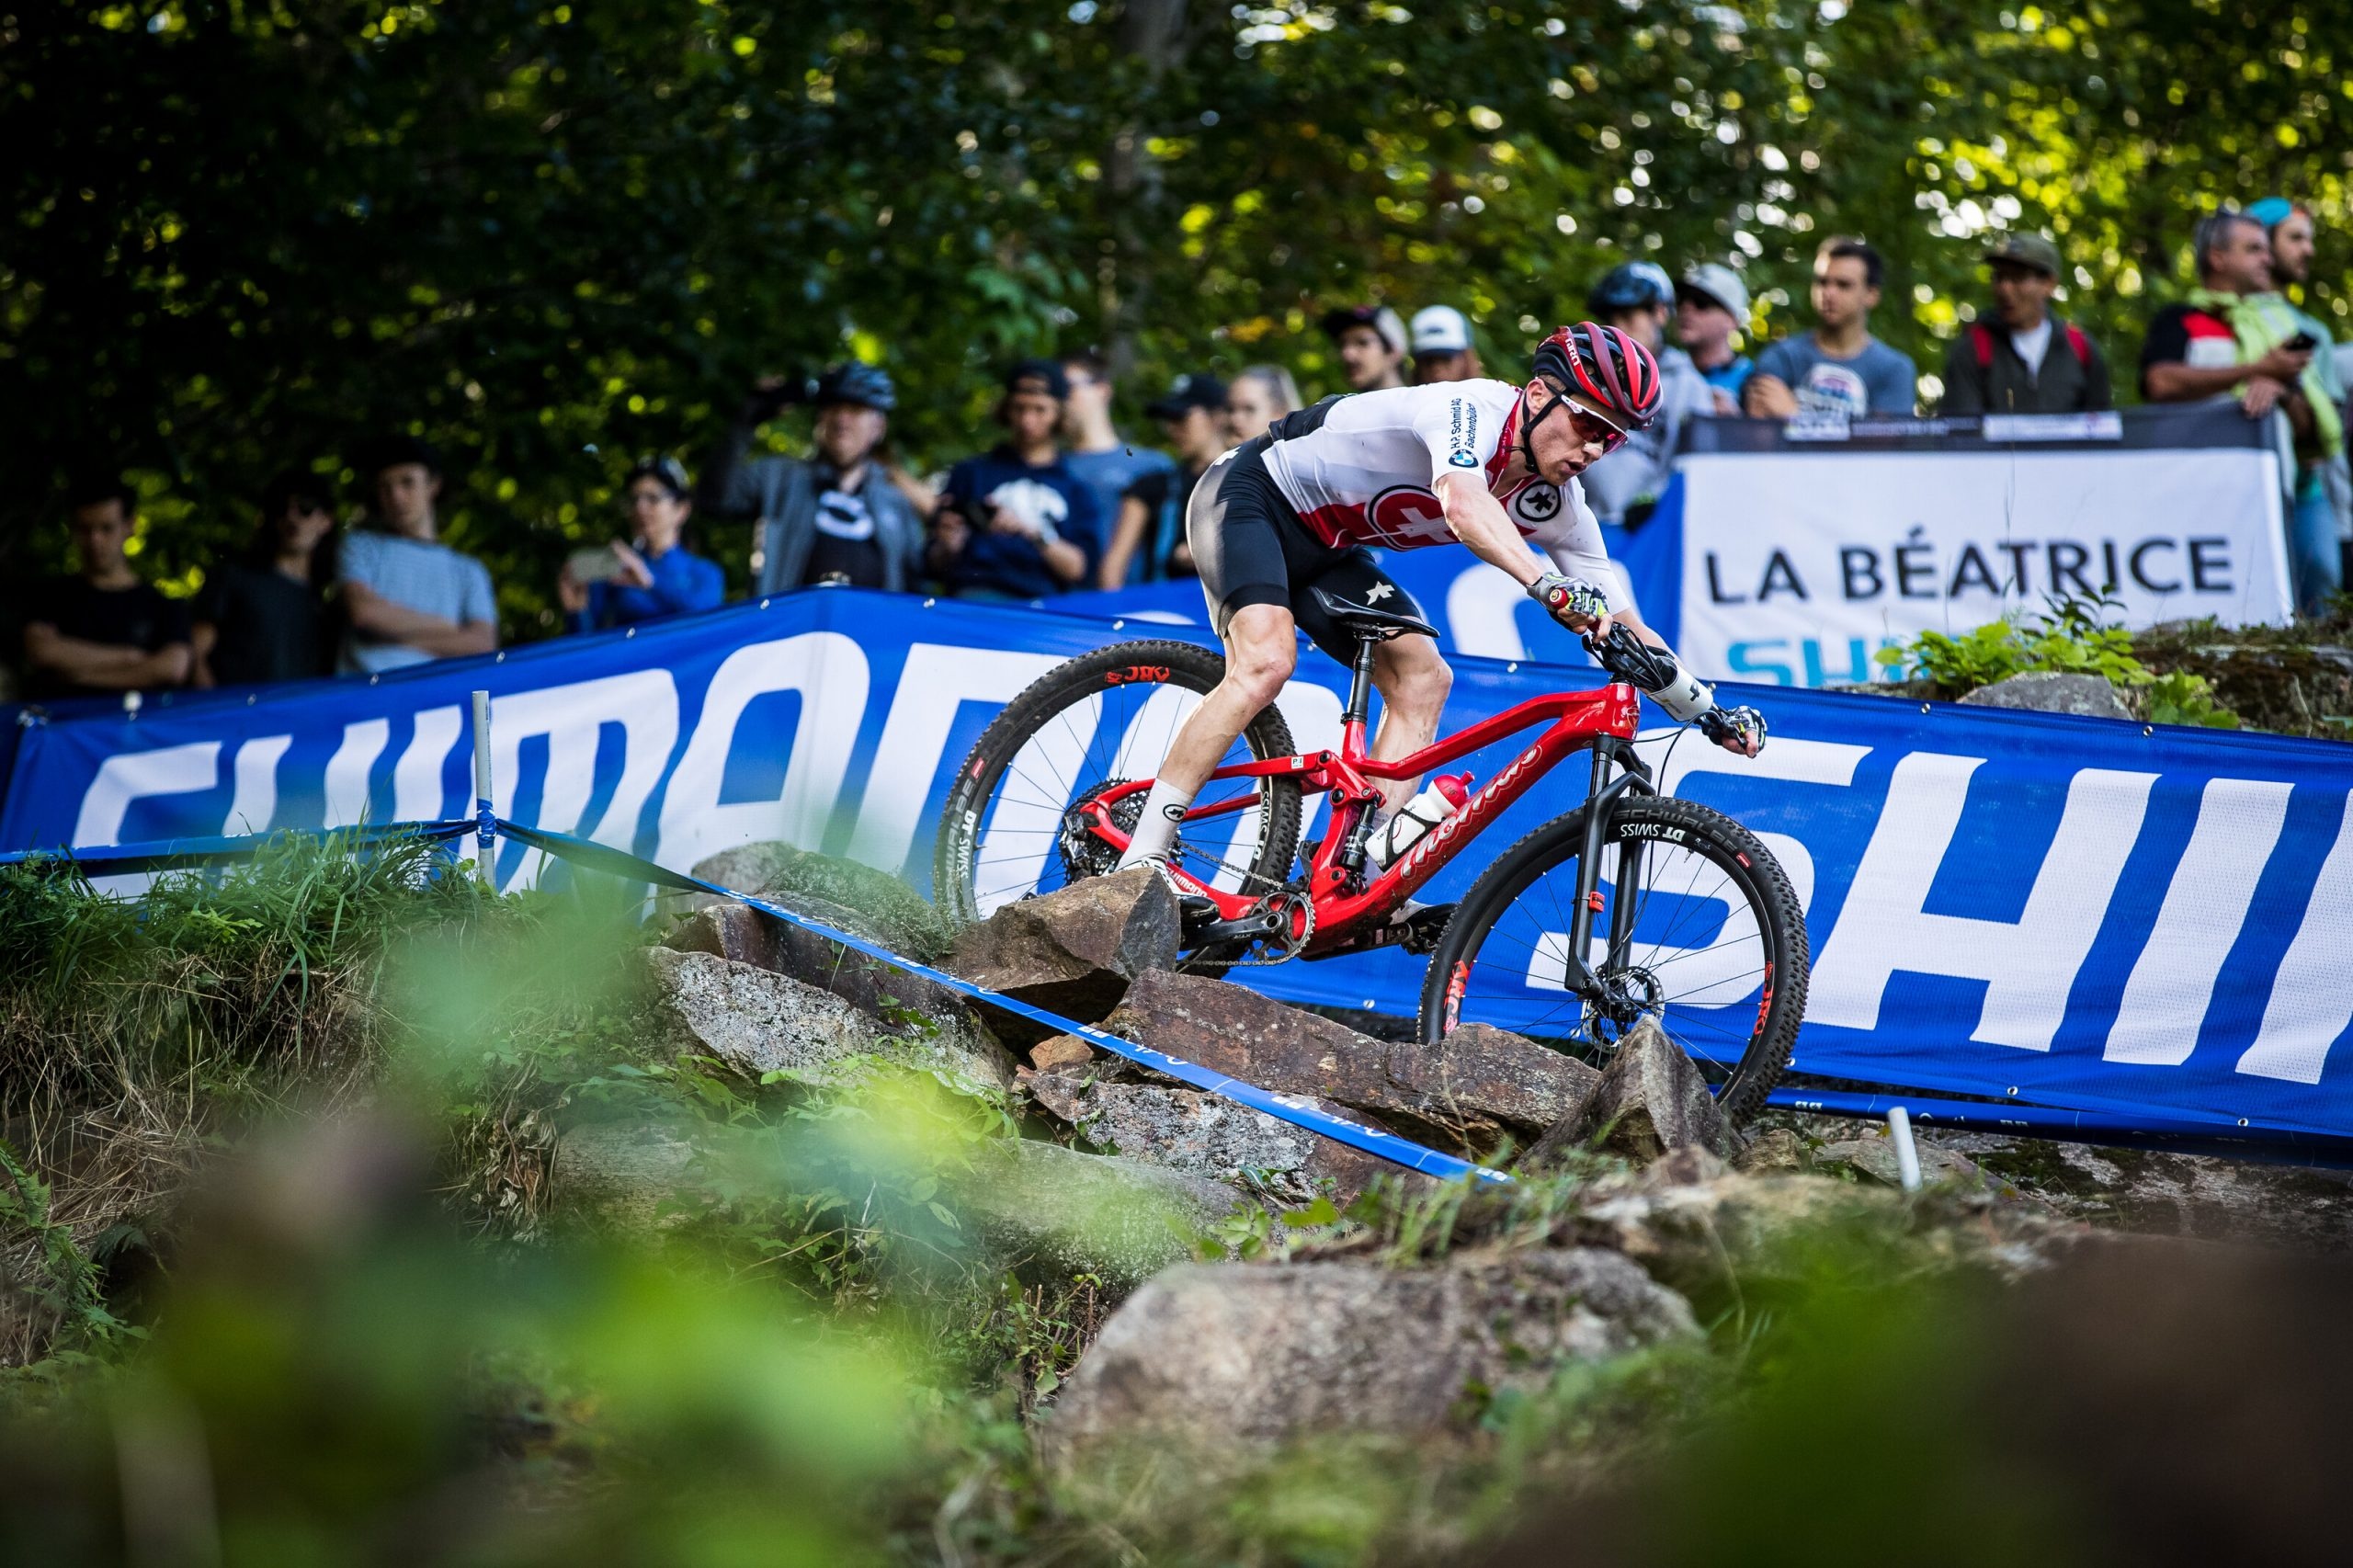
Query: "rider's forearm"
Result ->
[[1435, 473, 1544, 586]]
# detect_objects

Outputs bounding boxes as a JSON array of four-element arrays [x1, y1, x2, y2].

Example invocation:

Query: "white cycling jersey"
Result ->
[[1258, 380, 1617, 591]]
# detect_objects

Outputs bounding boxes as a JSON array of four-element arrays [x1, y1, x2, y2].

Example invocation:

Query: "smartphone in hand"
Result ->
[[2283, 330, 2320, 353], [565, 546, 629, 585]]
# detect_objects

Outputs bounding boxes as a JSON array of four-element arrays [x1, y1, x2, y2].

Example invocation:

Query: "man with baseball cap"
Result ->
[[929, 359, 1102, 599], [1677, 263, 1754, 412], [1940, 233, 2111, 415], [1320, 303, 1409, 392], [1409, 305, 1484, 383]]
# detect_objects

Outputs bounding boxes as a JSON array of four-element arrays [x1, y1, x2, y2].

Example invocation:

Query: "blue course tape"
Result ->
[[495, 820, 1509, 1187], [0, 820, 480, 874]]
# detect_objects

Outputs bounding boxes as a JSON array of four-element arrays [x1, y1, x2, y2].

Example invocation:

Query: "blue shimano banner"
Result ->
[[3, 587, 2349, 1142]]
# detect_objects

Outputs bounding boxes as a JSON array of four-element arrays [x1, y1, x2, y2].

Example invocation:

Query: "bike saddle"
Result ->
[[1309, 586, 1439, 642]]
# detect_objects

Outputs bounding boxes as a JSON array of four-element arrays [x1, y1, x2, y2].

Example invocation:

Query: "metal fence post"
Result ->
[[1887, 1104, 1923, 1191], [472, 689, 494, 891]]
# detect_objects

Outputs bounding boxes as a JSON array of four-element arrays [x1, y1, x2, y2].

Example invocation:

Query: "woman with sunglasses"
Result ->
[[191, 470, 342, 687], [1118, 321, 1767, 873], [558, 456, 725, 633]]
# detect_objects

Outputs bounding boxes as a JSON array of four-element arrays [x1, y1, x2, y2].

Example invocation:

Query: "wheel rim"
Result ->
[[1444, 826, 1779, 1093], [960, 681, 1290, 915]]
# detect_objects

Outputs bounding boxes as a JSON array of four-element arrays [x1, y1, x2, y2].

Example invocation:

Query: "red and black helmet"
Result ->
[[1532, 322, 1664, 429]]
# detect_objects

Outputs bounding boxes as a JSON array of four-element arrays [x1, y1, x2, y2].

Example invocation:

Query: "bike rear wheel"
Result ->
[[1418, 793, 1807, 1126], [933, 639, 1304, 924]]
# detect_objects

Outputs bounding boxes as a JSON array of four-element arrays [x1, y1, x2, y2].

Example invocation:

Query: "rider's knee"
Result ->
[[1385, 649, 1453, 712], [1224, 628, 1297, 705]]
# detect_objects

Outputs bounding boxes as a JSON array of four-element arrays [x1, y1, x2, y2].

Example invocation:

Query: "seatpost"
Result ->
[[1336, 635, 1381, 875], [1343, 636, 1378, 726]]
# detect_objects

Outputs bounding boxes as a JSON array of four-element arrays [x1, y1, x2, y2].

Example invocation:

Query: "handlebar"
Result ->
[[1586, 622, 1682, 691]]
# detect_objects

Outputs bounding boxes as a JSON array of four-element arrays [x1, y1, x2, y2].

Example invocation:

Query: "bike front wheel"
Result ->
[[1418, 793, 1807, 1127]]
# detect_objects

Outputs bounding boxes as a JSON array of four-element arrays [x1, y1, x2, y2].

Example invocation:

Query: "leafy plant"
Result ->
[[1877, 595, 2152, 698], [0, 1142, 131, 1358], [2143, 672, 2241, 730]]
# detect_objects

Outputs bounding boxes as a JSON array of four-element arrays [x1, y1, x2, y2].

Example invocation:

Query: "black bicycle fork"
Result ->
[[1562, 733, 1655, 1017]]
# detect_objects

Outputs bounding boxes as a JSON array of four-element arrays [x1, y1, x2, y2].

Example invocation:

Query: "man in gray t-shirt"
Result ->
[[339, 437, 499, 674], [1745, 236, 1918, 418]]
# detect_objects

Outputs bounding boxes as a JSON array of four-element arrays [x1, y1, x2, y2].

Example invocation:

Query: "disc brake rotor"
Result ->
[[1585, 964, 1664, 1043]]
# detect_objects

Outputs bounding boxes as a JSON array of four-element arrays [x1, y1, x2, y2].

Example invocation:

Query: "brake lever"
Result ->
[[1587, 623, 1680, 691]]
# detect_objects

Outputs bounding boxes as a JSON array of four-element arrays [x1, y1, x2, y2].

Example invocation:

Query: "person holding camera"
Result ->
[[927, 360, 1100, 599], [558, 456, 724, 633], [699, 363, 930, 595]]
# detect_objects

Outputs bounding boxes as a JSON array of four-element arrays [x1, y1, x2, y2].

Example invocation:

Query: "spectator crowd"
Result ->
[[17, 196, 2351, 706]]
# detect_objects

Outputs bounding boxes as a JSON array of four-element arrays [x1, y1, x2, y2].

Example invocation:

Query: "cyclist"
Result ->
[[1117, 322, 1766, 871]]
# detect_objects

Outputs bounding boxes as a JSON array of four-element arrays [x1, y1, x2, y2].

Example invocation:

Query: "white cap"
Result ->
[[1678, 263, 1752, 323], [1410, 305, 1473, 356]]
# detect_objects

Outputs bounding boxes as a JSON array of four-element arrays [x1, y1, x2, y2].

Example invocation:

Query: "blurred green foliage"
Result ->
[[9, 1, 2350, 633]]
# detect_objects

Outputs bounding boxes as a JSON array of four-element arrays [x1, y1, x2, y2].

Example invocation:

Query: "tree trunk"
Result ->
[[1102, 0, 1191, 379]]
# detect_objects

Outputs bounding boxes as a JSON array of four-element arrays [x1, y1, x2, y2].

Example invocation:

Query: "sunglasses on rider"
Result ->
[[1563, 396, 1631, 456]]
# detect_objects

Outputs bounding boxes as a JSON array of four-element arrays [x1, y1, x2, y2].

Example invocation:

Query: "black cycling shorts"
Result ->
[[1187, 434, 1427, 666]]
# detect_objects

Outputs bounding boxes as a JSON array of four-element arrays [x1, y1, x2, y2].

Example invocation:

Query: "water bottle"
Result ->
[[1367, 774, 1472, 870]]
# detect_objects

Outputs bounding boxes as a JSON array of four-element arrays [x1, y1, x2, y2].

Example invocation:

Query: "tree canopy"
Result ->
[[6, 0, 2347, 634]]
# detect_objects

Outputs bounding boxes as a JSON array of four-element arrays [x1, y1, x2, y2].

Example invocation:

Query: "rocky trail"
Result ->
[[6, 830, 2346, 1562], [634, 840, 2353, 1485]]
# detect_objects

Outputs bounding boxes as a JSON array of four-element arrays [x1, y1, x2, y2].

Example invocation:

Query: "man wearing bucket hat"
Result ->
[[1939, 233, 2111, 415], [1676, 263, 1755, 413]]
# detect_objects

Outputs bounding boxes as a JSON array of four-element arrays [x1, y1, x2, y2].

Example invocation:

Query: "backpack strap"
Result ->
[[1971, 322, 1994, 370]]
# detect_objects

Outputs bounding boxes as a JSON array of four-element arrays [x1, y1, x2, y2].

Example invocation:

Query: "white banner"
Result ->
[[1676, 442, 2291, 688]]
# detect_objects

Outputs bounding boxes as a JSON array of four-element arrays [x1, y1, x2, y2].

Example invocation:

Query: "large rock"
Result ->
[[551, 1120, 705, 1227], [952, 1141, 1245, 1288], [1815, 1134, 1984, 1189], [665, 902, 976, 1034], [1098, 971, 1597, 1146], [1923, 1131, 2353, 1254], [1569, 1168, 2086, 1297], [688, 842, 957, 960], [641, 948, 1014, 1092], [1522, 1018, 1730, 1167], [1025, 1070, 1403, 1204], [1958, 671, 2132, 720], [947, 867, 1179, 1042], [1045, 1250, 1696, 1463]]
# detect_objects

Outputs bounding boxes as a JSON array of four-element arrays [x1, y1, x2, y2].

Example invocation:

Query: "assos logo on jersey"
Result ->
[[1515, 483, 1563, 522]]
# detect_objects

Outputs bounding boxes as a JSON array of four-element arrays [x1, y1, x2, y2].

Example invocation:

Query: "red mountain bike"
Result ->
[[936, 590, 1808, 1120]]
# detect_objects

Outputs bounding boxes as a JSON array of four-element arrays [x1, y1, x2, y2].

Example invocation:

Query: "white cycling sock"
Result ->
[[1117, 778, 1197, 869]]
